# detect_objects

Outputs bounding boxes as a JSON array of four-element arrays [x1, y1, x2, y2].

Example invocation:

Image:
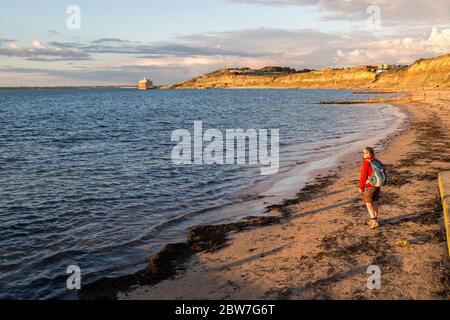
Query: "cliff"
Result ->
[[169, 66, 376, 89], [168, 53, 450, 89], [373, 54, 450, 88], [270, 67, 376, 89]]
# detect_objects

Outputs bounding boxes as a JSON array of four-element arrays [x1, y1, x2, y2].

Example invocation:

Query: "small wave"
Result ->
[[28, 250, 86, 271]]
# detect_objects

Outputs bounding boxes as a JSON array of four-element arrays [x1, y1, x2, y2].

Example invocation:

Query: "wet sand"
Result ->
[[81, 89, 450, 300]]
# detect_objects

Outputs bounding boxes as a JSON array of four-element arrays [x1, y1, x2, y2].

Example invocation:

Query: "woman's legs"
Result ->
[[363, 187, 380, 228], [366, 202, 376, 219], [366, 202, 380, 229], [372, 202, 379, 219]]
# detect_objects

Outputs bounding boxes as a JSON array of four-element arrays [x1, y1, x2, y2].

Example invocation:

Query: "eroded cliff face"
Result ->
[[169, 69, 284, 89], [167, 54, 450, 89], [375, 54, 450, 88], [271, 68, 376, 89], [169, 67, 376, 89]]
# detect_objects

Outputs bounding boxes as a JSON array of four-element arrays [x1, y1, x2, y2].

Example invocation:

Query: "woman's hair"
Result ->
[[365, 147, 376, 159]]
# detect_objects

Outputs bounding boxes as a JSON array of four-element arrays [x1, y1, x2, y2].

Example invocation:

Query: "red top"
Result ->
[[360, 158, 374, 190]]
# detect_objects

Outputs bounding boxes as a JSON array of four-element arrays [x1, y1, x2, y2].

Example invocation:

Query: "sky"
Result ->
[[0, 0, 449, 86]]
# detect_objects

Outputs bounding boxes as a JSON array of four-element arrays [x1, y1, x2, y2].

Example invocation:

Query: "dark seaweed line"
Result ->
[[78, 172, 340, 300]]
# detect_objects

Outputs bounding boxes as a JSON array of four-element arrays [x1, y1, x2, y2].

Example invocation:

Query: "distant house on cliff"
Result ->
[[138, 77, 154, 90], [376, 64, 408, 74]]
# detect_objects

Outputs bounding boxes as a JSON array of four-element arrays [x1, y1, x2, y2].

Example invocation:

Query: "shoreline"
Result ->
[[264, 102, 410, 214], [79, 89, 449, 300], [77, 92, 410, 300]]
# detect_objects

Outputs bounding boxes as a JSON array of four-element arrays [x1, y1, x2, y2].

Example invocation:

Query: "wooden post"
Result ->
[[438, 172, 450, 257]]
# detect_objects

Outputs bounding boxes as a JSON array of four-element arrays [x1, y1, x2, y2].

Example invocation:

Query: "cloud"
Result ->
[[335, 27, 450, 65], [49, 38, 266, 57], [0, 40, 91, 61], [0, 38, 16, 43], [4, 30, 341, 69], [32, 40, 45, 49], [6, 26, 449, 68], [171, 28, 344, 68], [226, 0, 450, 23], [91, 38, 138, 44]]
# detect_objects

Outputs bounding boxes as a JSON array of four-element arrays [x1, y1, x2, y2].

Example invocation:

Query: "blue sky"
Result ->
[[1, 1, 334, 41], [1, 0, 449, 86]]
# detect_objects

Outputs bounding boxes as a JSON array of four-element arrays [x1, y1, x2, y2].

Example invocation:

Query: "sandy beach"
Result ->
[[109, 89, 450, 300]]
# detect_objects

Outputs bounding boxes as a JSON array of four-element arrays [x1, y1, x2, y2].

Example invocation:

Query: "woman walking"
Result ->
[[359, 147, 383, 229]]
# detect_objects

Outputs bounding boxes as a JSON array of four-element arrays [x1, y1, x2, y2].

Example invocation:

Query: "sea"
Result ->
[[0, 88, 406, 299]]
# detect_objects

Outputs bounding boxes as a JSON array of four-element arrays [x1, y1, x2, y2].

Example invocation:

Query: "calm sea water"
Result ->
[[0, 89, 405, 299]]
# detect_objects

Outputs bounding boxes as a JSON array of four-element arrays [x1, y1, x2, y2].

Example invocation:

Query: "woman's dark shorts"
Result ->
[[363, 187, 381, 203]]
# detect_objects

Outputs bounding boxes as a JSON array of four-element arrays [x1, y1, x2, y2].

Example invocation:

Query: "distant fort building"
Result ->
[[138, 77, 154, 90]]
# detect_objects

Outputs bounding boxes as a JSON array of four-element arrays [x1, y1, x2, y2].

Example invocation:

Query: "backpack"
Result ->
[[367, 160, 387, 187]]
